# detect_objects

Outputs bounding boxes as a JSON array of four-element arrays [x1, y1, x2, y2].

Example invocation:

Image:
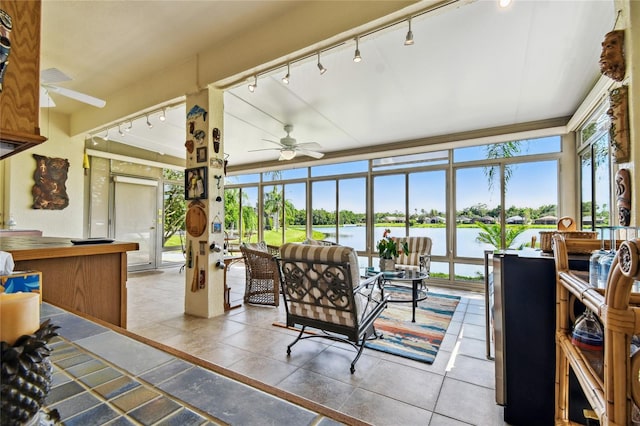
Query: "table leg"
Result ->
[[412, 279, 418, 322]]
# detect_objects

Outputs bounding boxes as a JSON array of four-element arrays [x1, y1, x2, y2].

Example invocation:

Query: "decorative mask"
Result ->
[[599, 30, 625, 82]]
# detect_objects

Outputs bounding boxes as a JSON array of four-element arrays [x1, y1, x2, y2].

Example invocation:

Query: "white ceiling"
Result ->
[[40, 0, 616, 168]]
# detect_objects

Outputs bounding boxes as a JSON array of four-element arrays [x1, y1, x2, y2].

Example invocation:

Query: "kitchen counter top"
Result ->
[[41, 303, 354, 425]]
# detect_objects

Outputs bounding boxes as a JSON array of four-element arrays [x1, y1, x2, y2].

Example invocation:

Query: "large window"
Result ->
[[579, 103, 612, 230], [226, 134, 562, 289]]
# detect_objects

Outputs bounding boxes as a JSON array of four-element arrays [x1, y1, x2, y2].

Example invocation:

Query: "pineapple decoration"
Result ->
[[1, 319, 60, 425]]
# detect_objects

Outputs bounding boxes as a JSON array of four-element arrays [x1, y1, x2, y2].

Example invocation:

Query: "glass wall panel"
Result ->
[[339, 178, 366, 250], [580, 150, 594, 229], [455, 166, 499, 258], [241, 187, 259, 243], [374, 174, 406, 245], [312, 181, 336, 243], [227, 173, 259, 184], [162, 169, 185, 266], [453, 136, 561, 163], [409, 170, 446, 256], [284, 182, 306, 243], [504, 160, 558, 249], [263, 184, 281, 245], [311, 161, 367, 177], [593, 135, 611, 227]]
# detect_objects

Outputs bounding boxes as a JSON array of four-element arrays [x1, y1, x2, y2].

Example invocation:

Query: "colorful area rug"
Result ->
[[273, 290, 460, 364], [365, 290, 460, 364]]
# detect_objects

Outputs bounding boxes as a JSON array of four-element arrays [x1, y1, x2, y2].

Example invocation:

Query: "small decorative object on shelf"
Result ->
[[615, 168, 631, 226], [1, 319, 60, 425]]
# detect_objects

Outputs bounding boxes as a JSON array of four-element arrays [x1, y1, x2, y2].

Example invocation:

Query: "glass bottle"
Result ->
[[597, 251, 615, 289], [589, 249, 606, 288]]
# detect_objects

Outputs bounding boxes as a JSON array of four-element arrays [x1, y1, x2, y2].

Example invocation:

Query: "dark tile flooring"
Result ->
[[40, 304, 346, 425]]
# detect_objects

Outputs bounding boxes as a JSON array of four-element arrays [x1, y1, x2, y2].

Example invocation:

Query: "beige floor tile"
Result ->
[[340, 388, 433, 426], [434, 378, 504, 425]]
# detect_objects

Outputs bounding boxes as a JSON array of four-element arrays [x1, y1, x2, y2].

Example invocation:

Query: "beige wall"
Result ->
[[2, 110, 84, 237]]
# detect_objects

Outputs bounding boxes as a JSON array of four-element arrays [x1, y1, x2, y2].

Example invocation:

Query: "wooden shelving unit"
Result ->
[[554, 235, 640, 425]]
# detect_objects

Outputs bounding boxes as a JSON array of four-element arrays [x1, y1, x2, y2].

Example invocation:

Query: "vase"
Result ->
[[379, 258, 395, 272]]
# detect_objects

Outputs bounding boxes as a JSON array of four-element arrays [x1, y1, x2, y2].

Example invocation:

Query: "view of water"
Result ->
[[313, 225, 543, 278]]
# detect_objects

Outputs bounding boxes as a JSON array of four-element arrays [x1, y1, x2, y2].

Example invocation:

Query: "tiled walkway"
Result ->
[[124, 264, 507, 425], [41, 303, 345, 425]]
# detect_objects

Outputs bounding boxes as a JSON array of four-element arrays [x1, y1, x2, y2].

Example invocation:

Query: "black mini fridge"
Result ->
[[491, 251, 590, 425]]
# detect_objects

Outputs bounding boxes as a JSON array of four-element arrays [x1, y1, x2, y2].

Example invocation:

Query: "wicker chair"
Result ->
[[276, 243, 388, 373], [240, 244, 280, 306]]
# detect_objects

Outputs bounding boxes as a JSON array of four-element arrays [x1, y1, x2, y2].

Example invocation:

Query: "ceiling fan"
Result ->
[[250, 124, 324, 161], [40, 68, 106, 108]]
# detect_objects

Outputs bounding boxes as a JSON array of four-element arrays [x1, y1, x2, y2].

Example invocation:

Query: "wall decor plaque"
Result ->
[[599, 30, 625, 82], [615, 168, 631, 226], [607, 85, 630, 163], [32, 154, 69, 210]]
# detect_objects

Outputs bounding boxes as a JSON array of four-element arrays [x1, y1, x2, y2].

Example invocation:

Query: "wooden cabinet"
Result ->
[[0, 0, 47, 159], [554, 236, 640, 425]]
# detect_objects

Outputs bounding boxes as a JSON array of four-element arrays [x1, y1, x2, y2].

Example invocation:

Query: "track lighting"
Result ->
[[248, 75, 257, 92], [103, 128, 109, 140], [146, 115, 153, 129], [282, 63, 290, 84], [118, 125, 125, 136], [159, 108, 166, 121], [126, 121, 132, 132], [353, 37, 362, 63], [317, 52, 327, 75], [404, 18, 414, 45]]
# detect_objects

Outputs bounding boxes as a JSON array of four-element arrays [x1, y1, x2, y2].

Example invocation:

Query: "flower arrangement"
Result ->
[[376, 229, 409, 259]]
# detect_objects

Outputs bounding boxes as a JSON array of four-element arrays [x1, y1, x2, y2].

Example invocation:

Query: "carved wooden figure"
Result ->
[[607, 86, 630, 163], [599, 30, 625, 82], [615, 168, 631, 226]]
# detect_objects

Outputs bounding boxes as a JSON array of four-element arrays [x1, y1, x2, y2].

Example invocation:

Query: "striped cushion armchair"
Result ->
[[276, 243, 388, 373], [394, 236, 432, 275]]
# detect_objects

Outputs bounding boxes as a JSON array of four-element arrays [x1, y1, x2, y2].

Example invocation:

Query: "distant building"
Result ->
[[535, 215, 558, 225], [506, 215, 525, 224]]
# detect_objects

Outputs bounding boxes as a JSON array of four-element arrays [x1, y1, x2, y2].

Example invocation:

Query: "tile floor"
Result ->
[[126, 263, 507, 426]]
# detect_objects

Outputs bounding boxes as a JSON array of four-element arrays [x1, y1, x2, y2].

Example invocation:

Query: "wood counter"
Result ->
[[0, 237, 138, 328]]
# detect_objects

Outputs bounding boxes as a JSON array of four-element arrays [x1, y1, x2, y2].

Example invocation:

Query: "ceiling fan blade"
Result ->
[[295, 142, 322, 150], [43, 84, 106, 108], [248, 148, 281, 153], [261, 139, 284, 147], [296, 148, 324, 159], [40, 67, 72, 84], [39, 86, 56, 108]]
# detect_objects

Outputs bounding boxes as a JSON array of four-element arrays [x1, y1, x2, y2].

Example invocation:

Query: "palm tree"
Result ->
[[475, 221, 528, 250], [264, 186, 283, 230]]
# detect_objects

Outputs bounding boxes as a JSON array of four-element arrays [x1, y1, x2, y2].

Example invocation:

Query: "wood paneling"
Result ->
[[0, 0, 47, 158]]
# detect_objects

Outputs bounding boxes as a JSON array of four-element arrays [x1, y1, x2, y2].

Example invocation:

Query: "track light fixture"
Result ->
[[118, 125, 125, 136], [159, 108, 166, 121], [146, 115, 153, 129], [103, 128, 109, 140], [282, 63, 290, 84], [317, 52, 327, 75], [405, 18, 414, 46], [126, 121, 132, 132], [353, 37, 362, 63], [248, 75, 257, 92]]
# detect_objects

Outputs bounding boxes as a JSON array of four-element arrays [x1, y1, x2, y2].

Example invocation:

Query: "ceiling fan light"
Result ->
[[280, 148, 296, 160]]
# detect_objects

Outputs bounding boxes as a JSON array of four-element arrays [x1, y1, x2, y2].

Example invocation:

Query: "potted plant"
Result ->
[[376, 229, 409, 271]]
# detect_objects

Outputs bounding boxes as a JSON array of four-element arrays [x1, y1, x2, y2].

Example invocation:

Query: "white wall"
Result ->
[[3, 109, 85, 237]]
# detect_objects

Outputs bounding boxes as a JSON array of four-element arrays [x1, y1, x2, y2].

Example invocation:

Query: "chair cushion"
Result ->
[[395, 236, 432, 267], [243, 241, 268, 252], [280, 243, 371, 324]]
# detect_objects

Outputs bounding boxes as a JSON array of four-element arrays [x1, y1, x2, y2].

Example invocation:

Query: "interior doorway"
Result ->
[[112, 176, 159, 270]]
